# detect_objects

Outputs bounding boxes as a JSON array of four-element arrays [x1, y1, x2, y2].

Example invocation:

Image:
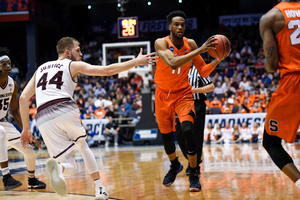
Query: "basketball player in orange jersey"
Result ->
[[19, 37, 157, 199], [154, 10, 230, 191], [260, 0, 300, 191]]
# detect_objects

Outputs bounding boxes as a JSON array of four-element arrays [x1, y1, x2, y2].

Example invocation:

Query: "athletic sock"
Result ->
[[28, 170, 35, 178], [1, 167, 9, 176], [171, 157, 180, 169], [94, 178, 104, 188]]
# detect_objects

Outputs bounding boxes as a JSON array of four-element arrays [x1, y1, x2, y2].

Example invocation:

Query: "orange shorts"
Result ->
[[265, 73, 300, 143], [155, 86, 195, 134]]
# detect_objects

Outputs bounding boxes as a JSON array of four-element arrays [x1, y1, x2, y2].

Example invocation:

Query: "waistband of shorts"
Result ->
[[37, 98, 72, 113], [157, 85, 191, 93]]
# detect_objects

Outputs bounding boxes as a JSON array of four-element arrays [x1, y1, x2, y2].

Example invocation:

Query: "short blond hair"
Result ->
[[56, 37, 80, 55]]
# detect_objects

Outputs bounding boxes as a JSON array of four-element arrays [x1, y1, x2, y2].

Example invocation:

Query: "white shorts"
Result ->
[[36, 100, 86, 162], [0, 119, 21, 149]]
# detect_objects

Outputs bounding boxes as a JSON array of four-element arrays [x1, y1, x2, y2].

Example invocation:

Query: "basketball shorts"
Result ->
[[36, 101, 86, 162], [155, 86, 195, 134], [0, 119, 22, 149], [265, 73, 300, 143]]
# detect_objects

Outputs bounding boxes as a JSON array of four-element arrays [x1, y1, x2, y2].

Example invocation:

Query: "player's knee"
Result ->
[[182, 121, 197, 156], [262, 129, 280, 151], [161, 132, 175, 155]]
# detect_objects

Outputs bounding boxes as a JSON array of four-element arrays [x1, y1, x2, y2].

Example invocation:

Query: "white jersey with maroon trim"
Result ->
[[35, 59, 76, 108], [0, 76, 14, 119]]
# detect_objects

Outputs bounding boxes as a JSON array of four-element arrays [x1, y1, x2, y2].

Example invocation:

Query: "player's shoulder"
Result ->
[[260, 7, 282, 25]]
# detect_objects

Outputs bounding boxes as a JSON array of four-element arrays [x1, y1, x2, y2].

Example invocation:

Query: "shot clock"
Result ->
[[118, 16, 139, 39]]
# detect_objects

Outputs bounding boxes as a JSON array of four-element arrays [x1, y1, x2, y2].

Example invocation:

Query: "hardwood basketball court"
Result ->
[[1, 143, 300, 199]]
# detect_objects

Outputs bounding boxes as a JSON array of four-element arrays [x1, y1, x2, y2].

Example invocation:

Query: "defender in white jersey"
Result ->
[[0, 47, 46, 190], [19, 37, 157, 199]]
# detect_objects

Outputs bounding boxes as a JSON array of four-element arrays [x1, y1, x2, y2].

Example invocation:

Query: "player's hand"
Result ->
[[199, 36, 218, 54], [216, 48, 232, 62], [191, 87, 196, 94], [32, 136, 42, 149], [135, 48, 158, 66], [20, 129, 33, 149]]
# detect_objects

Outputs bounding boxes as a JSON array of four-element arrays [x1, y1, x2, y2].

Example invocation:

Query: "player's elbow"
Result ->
[[265, 61, 278, 73], [19, 94, 29, 106], [208, 84, 215, 93]]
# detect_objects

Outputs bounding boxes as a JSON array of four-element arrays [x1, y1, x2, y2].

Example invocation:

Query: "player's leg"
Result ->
[[155, 88, 182, 186], [75, 139, 108, 199], [262, 130, 300, 190], [176, 94, 201, 192], [103, 130, 110, 147], [112, 130, 119, 147], [0, 125, 22, 190], [10, 142, 46, 189], [175, 115, 188, 160]]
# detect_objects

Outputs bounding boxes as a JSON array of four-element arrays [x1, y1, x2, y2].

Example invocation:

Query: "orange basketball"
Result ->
[[208, 34, 231, 58]]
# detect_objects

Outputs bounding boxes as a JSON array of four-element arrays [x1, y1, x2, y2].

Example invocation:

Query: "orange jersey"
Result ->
[[155, 36, 192, 90], [274, 2, 300, 76]]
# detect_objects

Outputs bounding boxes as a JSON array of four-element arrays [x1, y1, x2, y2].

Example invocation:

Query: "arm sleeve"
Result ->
[[193, 55, 215, 78]]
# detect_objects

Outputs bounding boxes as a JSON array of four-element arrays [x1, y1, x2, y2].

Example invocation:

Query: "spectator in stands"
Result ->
[[103, 116, 120, 147], [204, 122, 213, 144], [213, 81, 224, 95], [218, 121, 234, 144], [84, 106, 96, 119], [106, 105, 117, 118], [250, 102, 263, 113], [209, 96, 222, 108], [76, 94, 86, 110], [239, 76, 249, 89], [135, 94, 142, 107], [237, 58, 246, 70], [94, 105, 106, 119], [94, 94, 106, 108], [29, 103, 37, 120], [259, 99, 267, 112], [259, 83, 268, 95], [221, 101, 232, 114], [94, 82, 106, 97], [130, 73, 143, 88], [228, 57, 238, 67], [83, 79, 93, 92], [252, 76, 259, 88], [230, 49, 241, 60], [221, 76, 230, 91], [240, 41, 252, 57], [228, 94, 239, 109], [269, 80, 278, 93], [261, 72, 271, 86], [119, 97, 131, 111]]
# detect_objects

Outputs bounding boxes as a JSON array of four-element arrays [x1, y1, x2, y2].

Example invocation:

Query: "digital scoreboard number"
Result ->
[[118, 16, 139, 39]]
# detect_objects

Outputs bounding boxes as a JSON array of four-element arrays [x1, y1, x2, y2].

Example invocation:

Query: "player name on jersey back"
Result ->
[[40, 63, 63, 73], [285, 10, 300, 18]]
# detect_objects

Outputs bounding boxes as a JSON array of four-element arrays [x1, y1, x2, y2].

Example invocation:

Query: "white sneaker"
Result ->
[[105, 143, 109, 147], [114, 143, 118, 147], [46, 158, 68, 196], [95, 186, 109, 199]]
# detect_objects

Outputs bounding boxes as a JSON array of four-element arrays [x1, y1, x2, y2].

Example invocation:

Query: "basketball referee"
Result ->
[[175, 64, 215, 175]]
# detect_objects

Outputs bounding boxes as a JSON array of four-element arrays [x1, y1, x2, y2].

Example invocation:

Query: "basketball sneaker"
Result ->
[[185, 164, 191, 176], [189, 167, 201, 192], [46, 158, 68, 196], [163, 162, 183, 186], [95, 186, 109, 200], [28, 177, 47, 189], [2, 174, 22, 190]]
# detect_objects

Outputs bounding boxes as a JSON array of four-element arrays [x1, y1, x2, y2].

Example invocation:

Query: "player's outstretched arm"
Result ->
[[10, 81, 23, 130], [259, 10, 279, 72], [19, 73, 36, 148], [154, 37, 217, 70], [71, 48, 157, 78]]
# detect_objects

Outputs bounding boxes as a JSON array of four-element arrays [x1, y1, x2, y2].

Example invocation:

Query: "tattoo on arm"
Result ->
[[266, 46, 274, 58]]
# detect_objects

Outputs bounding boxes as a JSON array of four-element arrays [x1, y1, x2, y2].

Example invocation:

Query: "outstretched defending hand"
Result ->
[[199, 36, 218, 54], [20, 129, 34, 149], [135, 48, 158, 66]]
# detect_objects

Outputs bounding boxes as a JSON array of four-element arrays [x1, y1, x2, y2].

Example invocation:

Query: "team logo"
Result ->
[[169, 46, 174, 51]]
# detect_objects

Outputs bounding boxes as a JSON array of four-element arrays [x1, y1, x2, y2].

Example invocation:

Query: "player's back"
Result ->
[[155, 36, 191, 91], [35, 59, 76, 108], [274, 2, 300, 76]]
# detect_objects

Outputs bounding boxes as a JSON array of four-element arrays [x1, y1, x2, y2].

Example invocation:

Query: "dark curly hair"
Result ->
[[0, 47, 9, 57], [166, 10, 186, 24]]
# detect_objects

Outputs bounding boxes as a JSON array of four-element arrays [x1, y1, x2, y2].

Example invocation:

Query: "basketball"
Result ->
[[208, 34, 231, 58]]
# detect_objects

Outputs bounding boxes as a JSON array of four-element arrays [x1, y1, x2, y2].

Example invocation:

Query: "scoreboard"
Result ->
[[117, 16, 139, 39]]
